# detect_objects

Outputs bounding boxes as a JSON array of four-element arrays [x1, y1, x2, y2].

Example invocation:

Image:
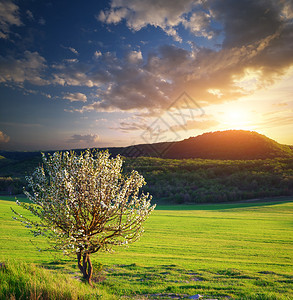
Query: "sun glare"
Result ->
[[222, 108, 252, 130], [227, 110, 245, 122]]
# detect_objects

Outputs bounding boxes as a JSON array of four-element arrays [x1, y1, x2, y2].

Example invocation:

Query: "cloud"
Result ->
[[63, 92, 87, 102], [61, 45, 79, 55], [169, 118, 219, 132], [77, 1, 291, 115], [68, 47, 78, 55], [67, 134, 99, 145], [272, 102, 288, 107], [98, 0, 196, 41], [263, 115, 293, 128], [55, 22, 292, 117], [127, 50, 143, 64], [111, 119, 148, 132], [98, 0, 293, 46], [210, 0, 284, 48], [94, 50, 102, 59], [26, 10, 34, 21], [76, 38, 274, 114], [2, 0, 290, 119], [0, 0, 22, 39], [38, 17, 45, 25], [63, 58, 79, 63], [52, 60, 97, 87], [182, 10, 214, 39], [0, 51, 48, 85], [0, 130, 10, 143], [97, 6, 128, 24], [112, 116, 218, 134]]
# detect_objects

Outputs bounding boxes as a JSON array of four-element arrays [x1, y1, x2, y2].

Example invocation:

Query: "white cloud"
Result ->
[[94, 50, 102, 59], [0, 51, 48, 85], [63, 92, 87, 102], [163, 26, 182, 42], [98, 0, 212, 42], [0, 130, 10, 143], [51, 57, 113, 87], [127, 50, 143, 64], [0, 0, 22, 39], [98, 7, 128, 24], [182, 11, 214, 39], [68, 47, 78, 55], [63, 58, 79, 63], [53, 71, 94, 87]]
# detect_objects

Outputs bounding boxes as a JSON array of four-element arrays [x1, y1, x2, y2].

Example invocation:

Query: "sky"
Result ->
[[0, 0, 292, 151]]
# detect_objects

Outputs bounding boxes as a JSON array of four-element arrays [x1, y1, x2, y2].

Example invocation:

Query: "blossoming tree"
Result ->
[[12, 150, 155, 285]]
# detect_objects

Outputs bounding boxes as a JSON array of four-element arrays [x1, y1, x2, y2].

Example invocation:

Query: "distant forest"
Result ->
[[124, 157, 293, 203], [1, 154, 293, 204]]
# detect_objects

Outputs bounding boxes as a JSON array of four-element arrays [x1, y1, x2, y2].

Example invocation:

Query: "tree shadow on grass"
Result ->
[[156, 196, 293, 211], [2, 195, 292, 210], [0, 194, 31, 202], [42, 260, 69, 270], [103, 264, 293, 299]]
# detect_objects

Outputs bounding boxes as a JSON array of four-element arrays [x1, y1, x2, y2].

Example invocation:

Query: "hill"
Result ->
[[162, 130, 293, 159], [1, 130, 293, 200], [112, 130, 293, 159], [0, 130, 292, 167]]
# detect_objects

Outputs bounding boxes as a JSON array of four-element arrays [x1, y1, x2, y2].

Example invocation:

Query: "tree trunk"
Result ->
[[77, 252, 93, 286]]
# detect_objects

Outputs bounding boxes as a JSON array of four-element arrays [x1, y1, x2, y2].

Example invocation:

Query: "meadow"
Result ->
[[0, 196, 292, 299]]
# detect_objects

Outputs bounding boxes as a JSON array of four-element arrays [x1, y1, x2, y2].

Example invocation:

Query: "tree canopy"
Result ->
[[12, 150, 155, 285]]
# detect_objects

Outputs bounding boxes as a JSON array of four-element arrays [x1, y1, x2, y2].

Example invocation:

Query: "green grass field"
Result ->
[[0, 196, 292, 299]]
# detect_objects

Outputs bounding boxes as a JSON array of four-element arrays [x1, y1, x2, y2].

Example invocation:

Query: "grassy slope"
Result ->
[[1, 197, 293, 299], [0, 260, 114, 300]]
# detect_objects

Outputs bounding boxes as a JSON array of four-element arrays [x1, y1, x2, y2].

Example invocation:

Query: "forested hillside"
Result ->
[[1, 130, 292, 201], [125, 157, 293, 203], [1, 154, 292, 203]]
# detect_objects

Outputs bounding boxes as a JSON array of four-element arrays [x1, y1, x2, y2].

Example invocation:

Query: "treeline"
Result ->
[[0, 154, 42, 195], [124, 157, 293, 203], [0, 177, 24, 195], [1, 153, 293, 204]]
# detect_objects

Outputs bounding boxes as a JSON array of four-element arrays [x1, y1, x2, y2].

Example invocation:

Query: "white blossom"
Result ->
[[12, 149, 156, 257]]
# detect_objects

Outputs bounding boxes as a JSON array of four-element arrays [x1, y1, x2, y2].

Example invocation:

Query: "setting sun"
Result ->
[[225, 109, 249, 126], [215, 106, 254, 131]]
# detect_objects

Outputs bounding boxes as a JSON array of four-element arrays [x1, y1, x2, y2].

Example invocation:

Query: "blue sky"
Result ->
[[0, 0, 293, 151]]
